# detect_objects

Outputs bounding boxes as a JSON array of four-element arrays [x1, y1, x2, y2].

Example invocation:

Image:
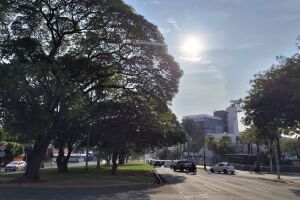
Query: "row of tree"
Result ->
[[236, 42, 300, 178], [0, 0, 185, 181]]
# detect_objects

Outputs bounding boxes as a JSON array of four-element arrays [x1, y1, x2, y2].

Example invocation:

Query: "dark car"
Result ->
[[172, 160, 192, 172], [153, 161, 162, 167]]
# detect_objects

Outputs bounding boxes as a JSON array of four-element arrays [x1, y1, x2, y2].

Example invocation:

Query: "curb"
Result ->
[[234, 172, 300, 186], [153, 168, 164, 184], [257, 177, 300, 186]]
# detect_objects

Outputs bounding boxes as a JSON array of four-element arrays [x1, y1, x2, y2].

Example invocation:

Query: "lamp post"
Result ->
[[203, 131, 206, 170]]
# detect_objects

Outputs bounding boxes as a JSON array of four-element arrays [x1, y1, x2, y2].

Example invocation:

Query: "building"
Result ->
[[183, 105, 240, 144]]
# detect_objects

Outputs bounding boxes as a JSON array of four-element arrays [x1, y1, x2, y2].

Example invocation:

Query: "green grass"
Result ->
[[0, 161, 157, 185]]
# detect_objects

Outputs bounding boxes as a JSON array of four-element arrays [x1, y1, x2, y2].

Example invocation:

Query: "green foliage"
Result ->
[[0, 0, 183, 179], [188, 141, 198, 153], [242, 54, 300, 140], [157, 147, 170, 160], [205, 134, 218, 155], [182, 118, 198, 136], [0, 141, 24, 158], [240, 125, 264, 145], [280, 137, 298, 159], [217, 135, 233, 155]]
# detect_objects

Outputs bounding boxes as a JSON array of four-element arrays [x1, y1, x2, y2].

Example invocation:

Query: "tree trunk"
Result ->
[[63, 144, 72, 172], [247, 144, 251, 154], [56, 145, 66, 173], [96, 143, 101, 169], [268, 140, 273, 173], [119, 152, 125, 165], [23, 137, 50, 181], [256, 143, 260, 153], [106, 154, 111, 166], [276, 137, 282, 164], [56, 144, 72, 173], [274, 140, 281, 180], [111, 152, 118, 175]]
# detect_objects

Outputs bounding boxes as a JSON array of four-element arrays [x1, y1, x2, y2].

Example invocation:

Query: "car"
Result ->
[[160, 160, 166, 166], [164, 160, 172, 168], [5, 161, 27, 172], [153, 160, 162, 167], [172, 160, 192, 172], [209, 162, 235, 174]]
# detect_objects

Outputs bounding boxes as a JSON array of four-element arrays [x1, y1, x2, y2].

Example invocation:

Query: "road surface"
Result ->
[[154, 167, 300, 200], [0, 166, 299, 199]]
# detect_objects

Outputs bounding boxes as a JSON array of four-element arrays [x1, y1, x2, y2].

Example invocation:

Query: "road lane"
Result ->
[[156, 167, 300, 200]]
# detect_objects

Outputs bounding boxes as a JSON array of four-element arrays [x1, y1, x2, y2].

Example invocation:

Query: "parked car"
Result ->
[[160, 160, 166, 166], [153, 160, 162, 167], [5, 161, 27, 172], [164, 160, 172, 168], [209, 162, 235, 174], [173, 160, 192, 172]]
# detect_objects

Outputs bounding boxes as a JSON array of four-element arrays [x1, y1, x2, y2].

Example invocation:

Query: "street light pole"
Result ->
[[203, 131, 206, 170]]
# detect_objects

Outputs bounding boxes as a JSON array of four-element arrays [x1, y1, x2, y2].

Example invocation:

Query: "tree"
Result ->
[[0, 0, 182, 180], [280, 137, 298, 160], [205, 134, 218, 162], [157, 147, 170, 160], [0, 141, 24, 158], [241, 53, 300, 179], [182, 118, 201, 154], [188, 141, 198, 154], [218, 135, 233, 155], [240, 125, 263, 154]]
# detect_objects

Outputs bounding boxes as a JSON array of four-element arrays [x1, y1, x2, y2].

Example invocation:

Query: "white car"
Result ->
[[5, 161, 27, 171], [209, 162, 235, 174]]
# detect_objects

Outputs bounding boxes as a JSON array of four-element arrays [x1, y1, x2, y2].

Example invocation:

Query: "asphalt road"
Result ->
[[0, 166, 299, 199], [154, 167, 300, 200]]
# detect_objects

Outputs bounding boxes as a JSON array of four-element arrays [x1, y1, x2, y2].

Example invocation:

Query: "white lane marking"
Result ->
[[204, 184, 222, 192], [243, 185, 271, 193]]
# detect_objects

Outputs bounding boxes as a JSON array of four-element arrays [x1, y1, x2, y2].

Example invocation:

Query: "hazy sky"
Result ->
[[124, 0, 300, 129]]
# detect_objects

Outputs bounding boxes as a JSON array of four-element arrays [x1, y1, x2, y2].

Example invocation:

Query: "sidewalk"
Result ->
[[196, 165, 300, 186]]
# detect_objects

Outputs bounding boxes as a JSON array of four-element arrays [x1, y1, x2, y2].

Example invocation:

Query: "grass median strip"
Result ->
[[0, 162, 157, 185]]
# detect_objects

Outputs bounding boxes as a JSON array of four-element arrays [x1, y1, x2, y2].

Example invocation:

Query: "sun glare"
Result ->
[[182, 37, 204, 55]]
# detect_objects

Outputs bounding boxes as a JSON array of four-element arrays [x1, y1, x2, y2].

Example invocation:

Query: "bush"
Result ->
[[0, 141, 24, 158]]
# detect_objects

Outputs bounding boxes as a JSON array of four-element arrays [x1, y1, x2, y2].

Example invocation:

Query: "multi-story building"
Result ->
[[183, 105, 240, 149]]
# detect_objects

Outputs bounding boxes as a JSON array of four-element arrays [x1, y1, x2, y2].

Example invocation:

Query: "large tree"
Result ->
[[241, 53, 300, 179], [0, 0, 182, 180]]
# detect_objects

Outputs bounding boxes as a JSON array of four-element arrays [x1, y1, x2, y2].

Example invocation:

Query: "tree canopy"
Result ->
[[0, 0, 183, 180], [242, 54, 300, 139]]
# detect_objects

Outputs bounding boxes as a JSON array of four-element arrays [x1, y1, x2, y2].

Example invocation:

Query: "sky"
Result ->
[[124, 0, 300, 130]]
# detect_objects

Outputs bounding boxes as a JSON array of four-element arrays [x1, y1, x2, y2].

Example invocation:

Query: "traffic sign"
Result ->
[[0, 145, 5, 151], [0, 151, 5, 158]]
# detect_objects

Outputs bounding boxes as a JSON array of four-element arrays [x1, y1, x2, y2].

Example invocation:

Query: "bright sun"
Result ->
[[182, 37, 203, 54]]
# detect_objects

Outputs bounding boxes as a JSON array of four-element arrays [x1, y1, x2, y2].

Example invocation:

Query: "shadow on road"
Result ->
[[0, 184, 163, 200], [289, 189, 300, 197], [158, 172, 187, 184]]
